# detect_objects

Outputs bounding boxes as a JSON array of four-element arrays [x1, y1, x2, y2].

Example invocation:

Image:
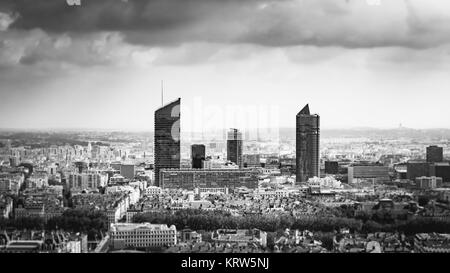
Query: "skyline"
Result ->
[[3, 124, 450, 132], [2, 0, 450, 130]]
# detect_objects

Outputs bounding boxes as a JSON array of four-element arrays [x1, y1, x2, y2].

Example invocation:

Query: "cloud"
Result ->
[[0, 12, 17, 31], [0, 29, 142, 68], [1, 0, 450, 69], [1, 0, 450, 49]]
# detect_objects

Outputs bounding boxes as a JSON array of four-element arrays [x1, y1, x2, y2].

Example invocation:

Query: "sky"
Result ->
[[1, 0, 450, 131]]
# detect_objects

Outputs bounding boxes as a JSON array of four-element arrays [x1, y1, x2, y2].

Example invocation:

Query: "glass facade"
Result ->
[[427, 145, 444, 163], [191, 144, 206, 169], [154, 98, 181, 187], [227, 129, 243, 168], [160, 169, 259, 190], [296, 104, 320, 183]]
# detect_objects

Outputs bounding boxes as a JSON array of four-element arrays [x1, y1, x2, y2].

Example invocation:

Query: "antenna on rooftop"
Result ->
[[161, 80, 164, 107]]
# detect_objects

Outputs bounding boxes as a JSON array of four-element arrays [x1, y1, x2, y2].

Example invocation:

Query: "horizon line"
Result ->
[[2, 126, 450, 132]]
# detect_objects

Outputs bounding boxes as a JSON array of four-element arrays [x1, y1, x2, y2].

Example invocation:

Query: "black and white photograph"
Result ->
[[1, 0, 450, 268]]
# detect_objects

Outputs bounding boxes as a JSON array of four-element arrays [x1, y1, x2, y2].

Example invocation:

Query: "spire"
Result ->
[[298, 104, 310, 115], [161, 80, 164, 107]]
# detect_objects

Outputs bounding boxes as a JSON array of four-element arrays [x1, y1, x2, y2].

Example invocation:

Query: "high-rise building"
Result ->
[[227, 128, 243, 168], [154, 98, 181, 187], [407, 160, 430, 180], [427, 145, 444, 163], [191, 144, 206, 169], [430, 162, 450, 183], [325, 161, 339, 175], [296, 104, 320, 183]]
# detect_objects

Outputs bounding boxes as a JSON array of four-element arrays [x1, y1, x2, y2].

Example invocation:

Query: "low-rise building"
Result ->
[[211, 229, 267, 248], [348, 165, 390, 184], [110, 223, 177, 249], [415, 176, 442, 189], [67, 171, 108, 192], [160, 169, 259, 190], [414, 233, 450, 253], [145, 186, 162, 196], [0, 173, 24, 195]]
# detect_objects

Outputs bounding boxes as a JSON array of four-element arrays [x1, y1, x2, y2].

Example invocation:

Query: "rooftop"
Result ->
[[110, 223, 176, 232]]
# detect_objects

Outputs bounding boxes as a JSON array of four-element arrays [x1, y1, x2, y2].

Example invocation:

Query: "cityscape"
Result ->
[[2, 0, 450, 257], [2, 100, 450, 253]]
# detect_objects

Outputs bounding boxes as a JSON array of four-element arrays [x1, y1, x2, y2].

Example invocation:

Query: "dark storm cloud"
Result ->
[[1, 0, 450, 49], [4, 0, 199, 32], [1, 0, 267, 46]]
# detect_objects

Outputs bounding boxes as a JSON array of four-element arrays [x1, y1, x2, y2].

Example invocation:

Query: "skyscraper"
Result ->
[[191, 144, 206, 169], [227, 128, 243, 168], [426, 145, 443, 163], [296, 104, 320, 183], [154, 98, 181, 187]]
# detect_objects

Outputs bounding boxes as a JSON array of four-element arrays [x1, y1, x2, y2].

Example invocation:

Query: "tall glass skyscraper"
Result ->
[[154, 98, 181, 186], [227, 128, 243, 168], [296, 104, 320, 183]]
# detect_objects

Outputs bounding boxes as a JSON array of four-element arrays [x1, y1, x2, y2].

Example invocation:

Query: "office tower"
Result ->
[[429, 162, 450, 183], [406, 160, 430, 180], [325, 161, 339, 175], [347, 165, 390, 184], [296, 104, 320, 183], [154, 98, 181, 187], [427, 145, 443, 163], [191, 144, 206, 169], [227, 128, 243, 168]]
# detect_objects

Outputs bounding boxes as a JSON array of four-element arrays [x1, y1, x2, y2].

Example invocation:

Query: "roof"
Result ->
[[110, 223, 176, 232], [155, 98, 181, 112], [297, 104, 310, 116]]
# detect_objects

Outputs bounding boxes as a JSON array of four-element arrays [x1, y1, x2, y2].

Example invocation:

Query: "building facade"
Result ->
[[415, 176, 442, 189], [154, 98, 181, 187], [325, 161, 339, 175], [426, 145, 444, 163], [296, 104, 320, 183], [159, 169, 259, 190], [227, 129, 243, 168], [67, 171, 108, 191], [406, 161, 430, 180], [120, 164, 136, 180], [347, 165, 390, 184], [110, 223, 177, 249], [430, 162, 450, 183], [191, 144, 206, 169]]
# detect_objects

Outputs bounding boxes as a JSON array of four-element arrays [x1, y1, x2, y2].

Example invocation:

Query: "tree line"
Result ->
[[133, 209, 450, 235], [0, 209, 108, 240]]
